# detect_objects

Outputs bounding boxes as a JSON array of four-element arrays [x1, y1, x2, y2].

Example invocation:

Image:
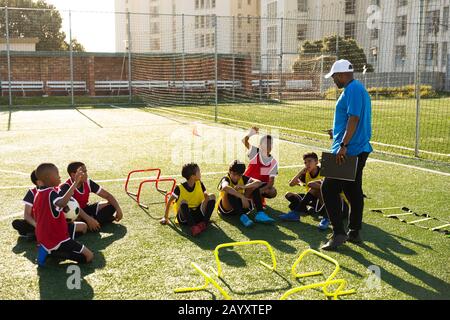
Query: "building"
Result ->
[[115, 0, 261, 57], [0, 37, 39, 52], [260, 0, 450, 75]]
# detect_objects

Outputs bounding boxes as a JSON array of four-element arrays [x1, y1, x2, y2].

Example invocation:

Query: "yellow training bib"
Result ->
[[173, 181, 204, 213]]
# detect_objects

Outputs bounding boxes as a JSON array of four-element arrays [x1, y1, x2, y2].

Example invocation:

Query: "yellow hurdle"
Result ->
[[174, 262, 232, 300], [209, 240, 277, 278], [280, 279, 352, 300], [290, 248, 355, 299]]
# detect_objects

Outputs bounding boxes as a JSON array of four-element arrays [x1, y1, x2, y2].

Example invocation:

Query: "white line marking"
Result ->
[[0, 212, 22, 222], [0, 169, 29, 176]]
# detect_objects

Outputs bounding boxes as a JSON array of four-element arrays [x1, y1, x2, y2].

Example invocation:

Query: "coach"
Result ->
[[321, 59, 373, 251]]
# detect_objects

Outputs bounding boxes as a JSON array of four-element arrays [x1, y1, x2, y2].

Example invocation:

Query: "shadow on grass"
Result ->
[[265, 206, 331, 251], [218, 207, 299, 254], [338, 223, 450, 300], [12, 223, 127, 300], [218, 269, 292, 297]]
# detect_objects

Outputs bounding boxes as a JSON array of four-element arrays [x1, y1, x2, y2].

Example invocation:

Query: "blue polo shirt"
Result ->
[[331, 79, 373, 156]]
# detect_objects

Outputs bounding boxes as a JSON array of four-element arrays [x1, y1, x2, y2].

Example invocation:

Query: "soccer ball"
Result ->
[[63, 198, 80, 222]]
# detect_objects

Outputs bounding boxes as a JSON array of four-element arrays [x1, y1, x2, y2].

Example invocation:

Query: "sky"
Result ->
[[46, 0, 116, 52]]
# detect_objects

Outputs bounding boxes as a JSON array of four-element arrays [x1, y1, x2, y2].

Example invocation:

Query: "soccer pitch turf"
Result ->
[[0, 106, 448, 300]]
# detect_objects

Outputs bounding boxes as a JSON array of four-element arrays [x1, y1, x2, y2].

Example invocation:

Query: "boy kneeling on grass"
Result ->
[[34, 163, 93, 266], [160, 163, 216, 236], [217, 160, 274, 227]]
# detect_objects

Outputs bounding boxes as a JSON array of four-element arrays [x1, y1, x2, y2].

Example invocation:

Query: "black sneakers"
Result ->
[[347, 231, 363, 244], [320, 234, 348, 251]]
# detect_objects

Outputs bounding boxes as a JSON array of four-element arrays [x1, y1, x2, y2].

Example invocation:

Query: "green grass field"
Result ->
[[147, 98, 450, 163], [0, 106, 449, 300]]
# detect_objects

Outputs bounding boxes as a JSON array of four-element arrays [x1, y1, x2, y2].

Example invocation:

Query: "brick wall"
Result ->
[[0, 53, 255, 97]]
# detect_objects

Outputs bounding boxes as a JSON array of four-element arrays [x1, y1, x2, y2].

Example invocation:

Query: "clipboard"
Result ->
[[320, 152, 359, 181]]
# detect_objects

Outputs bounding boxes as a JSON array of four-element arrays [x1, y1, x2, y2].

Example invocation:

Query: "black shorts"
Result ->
[[177, 206, 204, 225], [83, 203, 101, 216], [83, 203, 116, 226], [50, 239, 86, 263], [67, 222, 84, 240], [218, 198, 253, 216]]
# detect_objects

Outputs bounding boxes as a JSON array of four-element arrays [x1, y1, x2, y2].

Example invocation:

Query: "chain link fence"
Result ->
[[0, 4, 449, 163]]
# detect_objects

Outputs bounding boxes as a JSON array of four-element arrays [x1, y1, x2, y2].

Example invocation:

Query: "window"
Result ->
[[201, 16, 205, 28], [442, 42, 448, 67], [247, 33, 252, 43], [238, 33, 242, 46], [425, 43, 438, 66], [150, 38, 160, 51], [150, 6, 159, 14], [200, 34, 205, 47], [206, 34, 210, 47], [211, 33, 215, 47], [395, 45, 406, 67], [195, 0, 199, 10], [195, 16, 199, 29], [344, 22, 356, 39], [267, 2, 277, 18], [397, 0, 407, 7], [201, 0, 204, 9], [370, 28, 379, 40], [150, 22, 160, 34], [426, 10, 440, 35], [238, 14, 243, 28], [248, 0, 252, 5], [443, 7, 449, 32], [212, 0, 216, 8], [298, 0, 308, 13], [345, 0, 356, 15], [238, 0, 242, 9], [267, 26, 277, 43], [397, 15, 407, 37], [297, 24, 307, 41], [248, 15, 251, 24]]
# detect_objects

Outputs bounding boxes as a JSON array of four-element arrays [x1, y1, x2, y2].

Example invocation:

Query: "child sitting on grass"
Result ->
[[160, 163, 216, 236], [217, 160, 274, 227], [280, 152, 334, 230], [59, 162, 123, 231]]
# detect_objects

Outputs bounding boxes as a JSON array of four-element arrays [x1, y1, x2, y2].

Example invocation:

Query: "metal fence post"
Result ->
[[278, 17, 283, 102], [415, 0, 425, 158], [336, 19, 339, 58], [127, 11, 133, 105], [232, 16, 235, 102], [214, 15, 218, 122], [320, 54, 325, 95], [182, 14, 186, 104], [69, 10, 74, 107], [5, 7, 12, 107]]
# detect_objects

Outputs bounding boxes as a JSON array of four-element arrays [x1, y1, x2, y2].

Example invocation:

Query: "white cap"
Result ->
[[324, 59, 354, 79]]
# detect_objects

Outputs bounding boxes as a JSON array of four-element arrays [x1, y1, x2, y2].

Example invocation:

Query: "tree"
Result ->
[[293, 35, 374, 73], [0, 0, 85, 52]]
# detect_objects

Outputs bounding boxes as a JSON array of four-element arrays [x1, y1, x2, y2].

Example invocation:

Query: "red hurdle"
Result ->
[[125, 168, 177, 209]]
